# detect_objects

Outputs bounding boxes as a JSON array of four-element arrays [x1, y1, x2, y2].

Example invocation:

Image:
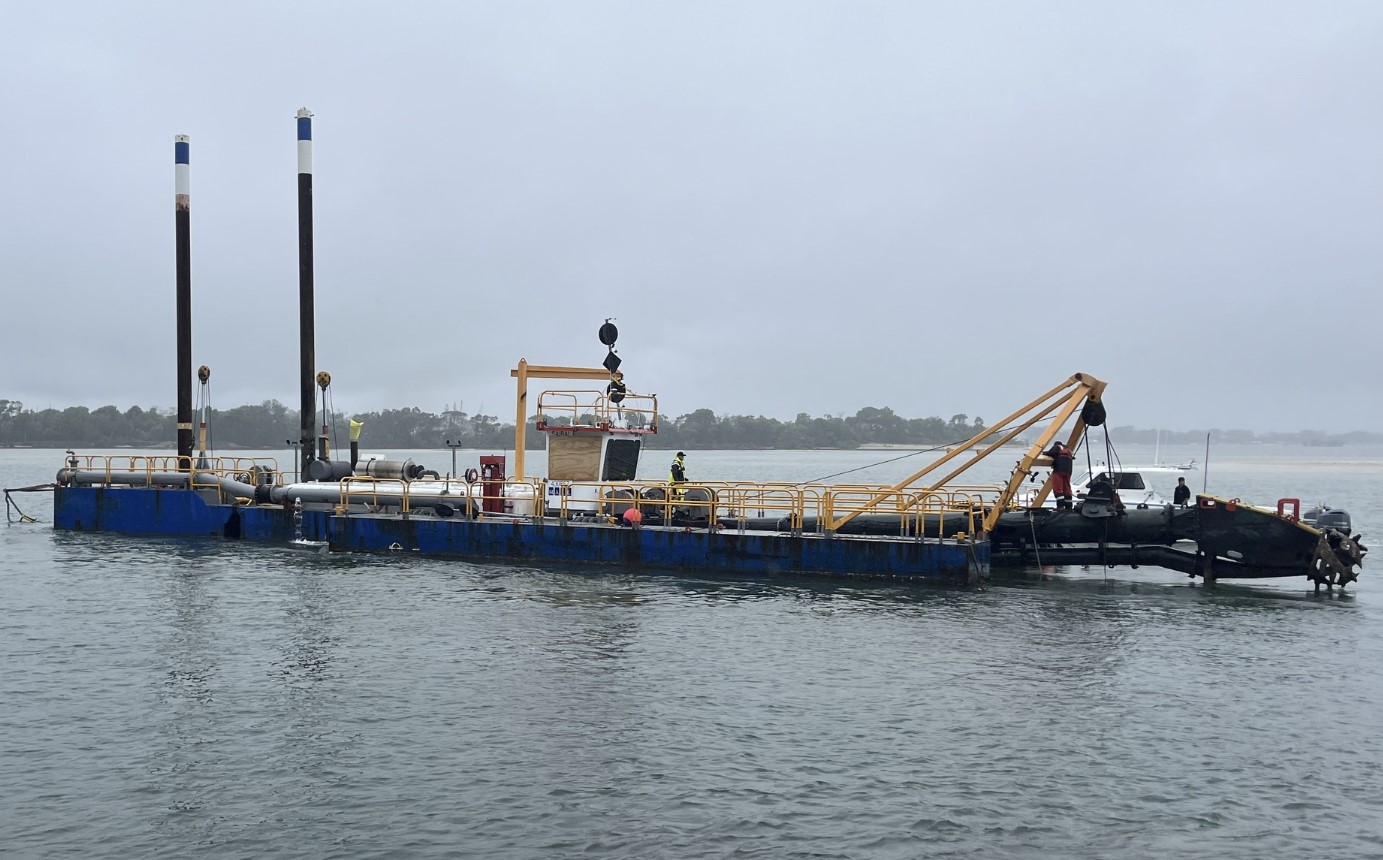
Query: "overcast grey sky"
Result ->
[[3, 2, 1380, 432]]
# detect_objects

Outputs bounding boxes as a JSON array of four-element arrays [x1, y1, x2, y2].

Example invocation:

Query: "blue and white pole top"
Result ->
[[296, 107, 313, 175], [174, 134, 190, 208]]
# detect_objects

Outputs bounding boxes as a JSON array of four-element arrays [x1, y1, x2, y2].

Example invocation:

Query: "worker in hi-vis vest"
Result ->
[[668, 452, 687, 486]]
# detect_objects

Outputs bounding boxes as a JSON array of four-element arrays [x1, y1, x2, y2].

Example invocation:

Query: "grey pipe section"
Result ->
[[268, 481, 481, 507], [270, 482, 350, 505], [59, 468, 483, 511], [61, 468, 187, 487], [59, 469, 259, 500], [217, 475, 261, 498], [354, 458, 423, 480]]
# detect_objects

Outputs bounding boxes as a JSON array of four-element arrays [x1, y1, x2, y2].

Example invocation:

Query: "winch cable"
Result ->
[[796, 444, 949, 486], [1103, 427, 1123, 480], [1059, 424, 1121, 582], [794, 422, 1031, 486], [325, 385, 339, 458], [1096, 424, 1124, 580], [1029, 510, 1043, 570]]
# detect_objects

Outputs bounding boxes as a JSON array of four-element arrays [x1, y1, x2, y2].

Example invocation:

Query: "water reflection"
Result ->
[[996, 565, 1364, 608], [262, 553, 356, 828], [270, 563, 340, 687], [157, 564, 219, 706], [145, 544, 227, 828]]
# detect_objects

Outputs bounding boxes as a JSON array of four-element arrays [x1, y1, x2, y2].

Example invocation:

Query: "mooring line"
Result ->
[[3, 484, 53, 524]]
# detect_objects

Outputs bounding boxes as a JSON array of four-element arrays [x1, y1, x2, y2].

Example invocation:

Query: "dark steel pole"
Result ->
[[174, 135, 193, 463], [296, 108, 316, 475]]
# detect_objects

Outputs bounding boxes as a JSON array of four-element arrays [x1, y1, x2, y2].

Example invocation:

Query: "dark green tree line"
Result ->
[[0, 398, 994, 450], [5, 397, 1372, 450]]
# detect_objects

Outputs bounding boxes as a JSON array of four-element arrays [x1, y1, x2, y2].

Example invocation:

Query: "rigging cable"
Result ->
[[1098, 423, 1121, 581], [325, 385, 339, 458], [794, 422, 1032, 486]]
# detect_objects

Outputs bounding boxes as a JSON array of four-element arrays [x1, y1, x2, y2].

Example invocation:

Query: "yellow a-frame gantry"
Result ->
[[510, 359, 614, 481]]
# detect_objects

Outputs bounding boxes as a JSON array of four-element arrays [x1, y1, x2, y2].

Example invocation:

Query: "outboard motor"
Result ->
[[1304, 505, 1352, 534]]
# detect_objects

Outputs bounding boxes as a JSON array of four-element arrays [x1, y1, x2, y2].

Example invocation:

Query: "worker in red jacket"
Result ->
[[1044, 440, 1075, 509]]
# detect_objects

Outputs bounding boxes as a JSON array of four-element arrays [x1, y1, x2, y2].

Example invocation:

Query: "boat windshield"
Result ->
[[1090, 471, 1147, 491]]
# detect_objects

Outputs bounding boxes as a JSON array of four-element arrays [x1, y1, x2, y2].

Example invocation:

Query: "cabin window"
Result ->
[[602, 439, 642, 481]]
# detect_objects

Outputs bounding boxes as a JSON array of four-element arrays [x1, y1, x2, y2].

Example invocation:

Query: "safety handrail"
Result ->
[[535, 389, 659, 432], [56, 451, 988, 537], [60, 453, 284, 480], [56, 453, 289, 506], [338, 474, 545, 517], [541, 479, 986, 540]]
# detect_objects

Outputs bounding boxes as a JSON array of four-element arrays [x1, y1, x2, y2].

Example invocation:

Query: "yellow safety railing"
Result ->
[[535, 389, 659, 432], [818, 487, 987, 538], [61, 453, 284, 476], [58, 450, 1007, 536], [537, 479, 989, 540], [578, 481, 722, 525], [57, 454, 287, 504], [338, 475, 545, 517]]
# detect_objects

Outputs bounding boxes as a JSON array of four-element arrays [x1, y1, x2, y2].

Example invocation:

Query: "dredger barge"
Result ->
[[45, 356, 1367, 590], [31, 109, 1368, 590]]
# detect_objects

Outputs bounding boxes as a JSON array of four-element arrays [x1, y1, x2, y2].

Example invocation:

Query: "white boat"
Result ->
[[1019, 462, 1192, 509], [1151, 429, 1199, 471], [1076, 463, 1186, 508]]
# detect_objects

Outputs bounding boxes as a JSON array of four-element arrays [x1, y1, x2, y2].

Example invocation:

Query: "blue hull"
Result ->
[[55, 486, 299, 541], [54, 486, 988, 585]]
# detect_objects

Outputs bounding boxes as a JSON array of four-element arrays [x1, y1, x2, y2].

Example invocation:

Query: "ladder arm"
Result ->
[[979, 376, 1104, 534], [826, 372, 1106, 534]]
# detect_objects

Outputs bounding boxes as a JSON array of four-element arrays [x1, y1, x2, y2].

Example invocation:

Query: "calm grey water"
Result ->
[[4, 445, 1383, 859]]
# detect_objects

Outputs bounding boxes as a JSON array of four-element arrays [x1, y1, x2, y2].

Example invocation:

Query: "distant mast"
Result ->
[[174, 134, 193, 463], [296, 108, 316, 474]]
